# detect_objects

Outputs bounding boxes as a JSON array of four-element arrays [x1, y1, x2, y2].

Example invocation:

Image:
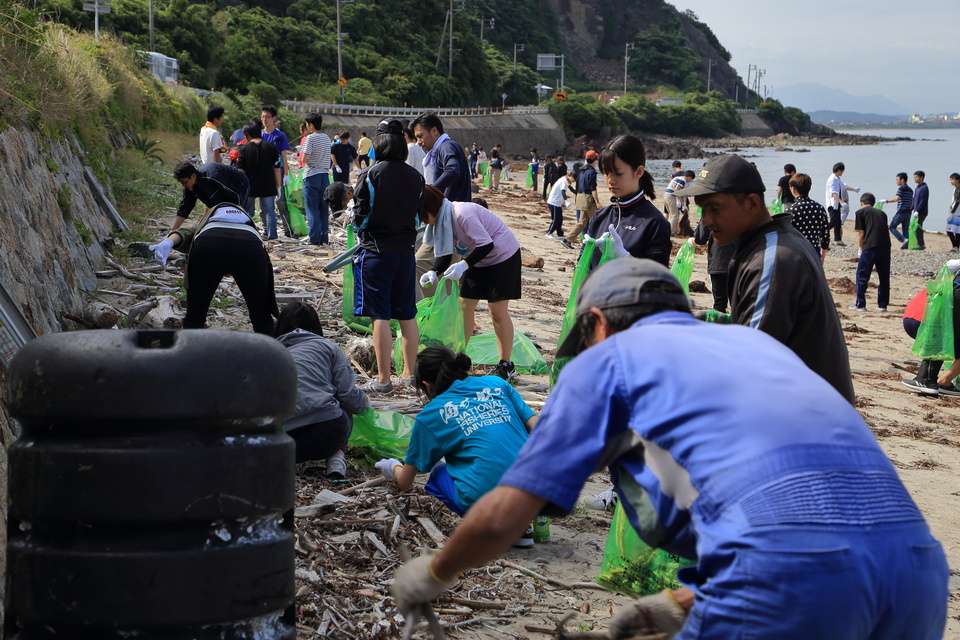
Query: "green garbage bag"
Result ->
[[478, 161, 488, 177], [348, 407, 415, 463], [702, 309, 731, 324], [908, 215, 921, 249], [341, 226, 399, 335], [393, 278, 466, 373], [464, 331, 548, 374], [696, 205, 702, 218], [525, 165, 534, 188], [550, 237, 618, 386], [912, 264, 956, 360], [670, 240, 696, 296], [595, 501, 696, 597], [484, 168, 491, 188], [876, 201, 884, 211], [769, 198, 783, 215], [285, 172, 309, 237]]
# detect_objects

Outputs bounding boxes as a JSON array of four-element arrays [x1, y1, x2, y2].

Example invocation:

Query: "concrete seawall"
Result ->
[[307, 113, 569, 159]]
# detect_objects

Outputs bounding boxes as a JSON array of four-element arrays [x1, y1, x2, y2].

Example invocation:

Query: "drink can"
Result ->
[[533, 516, 550, 543]]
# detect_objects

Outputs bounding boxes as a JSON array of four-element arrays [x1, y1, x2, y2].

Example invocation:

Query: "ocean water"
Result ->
[[647, 128, 960, 231]]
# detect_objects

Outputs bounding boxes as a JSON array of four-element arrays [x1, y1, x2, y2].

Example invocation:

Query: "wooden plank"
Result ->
[[416, 516, 447, 547]]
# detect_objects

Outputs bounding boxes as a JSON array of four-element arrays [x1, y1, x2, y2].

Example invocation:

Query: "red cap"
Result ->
[[585, 150, 598, 160]]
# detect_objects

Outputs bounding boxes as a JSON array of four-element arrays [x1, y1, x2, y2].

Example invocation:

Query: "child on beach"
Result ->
[[545, 166, 571, 239], [374, 346, 538, 545]]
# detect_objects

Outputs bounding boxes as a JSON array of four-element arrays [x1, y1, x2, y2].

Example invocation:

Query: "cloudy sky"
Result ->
[[676, 0, 959, 114]]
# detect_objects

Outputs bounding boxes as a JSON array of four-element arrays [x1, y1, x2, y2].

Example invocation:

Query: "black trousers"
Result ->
[[709, 272, 729, 312], [288, 411, 352, 463], [827, 206, 843, 242], [184, 228, 275, 335]]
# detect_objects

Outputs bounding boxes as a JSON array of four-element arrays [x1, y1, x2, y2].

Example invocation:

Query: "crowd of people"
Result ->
[[147, 107, 956, 639]]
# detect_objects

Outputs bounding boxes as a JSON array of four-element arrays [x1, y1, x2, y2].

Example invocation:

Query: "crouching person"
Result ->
[[376, 346, 538, 546], [391, 257, 949, 640]]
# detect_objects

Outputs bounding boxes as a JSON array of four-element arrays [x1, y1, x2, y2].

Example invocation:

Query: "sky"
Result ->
[[675, 0, 960, 115]]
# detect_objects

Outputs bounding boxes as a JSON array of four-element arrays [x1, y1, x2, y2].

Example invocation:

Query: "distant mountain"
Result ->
[[774, 83, 908, 117], [809, 111, 903, 124]]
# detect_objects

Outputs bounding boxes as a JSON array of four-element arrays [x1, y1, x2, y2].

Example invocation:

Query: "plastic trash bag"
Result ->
[[670, 241, 695, 296], [285, 172, 309, 237], [484, 168, 491, 188], [769, 198, 783, 215], [595, 501, 696, 598], [348, 407, 414, 463], [465, 331, 548, 374], [550, 237, 617, 386], [342, 226, 399, 335], [912, 264, 956, 360], [908, 214, 921, 249], [525, 165, 534, 188], [393, 278, 466, 373]]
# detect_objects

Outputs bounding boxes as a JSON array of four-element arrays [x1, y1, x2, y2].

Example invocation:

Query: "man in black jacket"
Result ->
[[675, 154, 855, 403], [171, 161, 250, 231]]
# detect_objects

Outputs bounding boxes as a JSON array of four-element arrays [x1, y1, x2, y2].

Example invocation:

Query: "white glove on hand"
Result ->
[[148, 238, 174, 266], [277, 187, 283, 199], [946, 259, 960, 273], [854, 187, 861, 193], [334, 165, 342, 173], [686, 237, 695, 247], [443, 261, 469, 281], [392, 553, 455, 617], [282, 175, 290, 187], [564, 200, 572, 208], [608, 590, 688, 640], [599, 224, 629, 258], [858, 248, 863, 258], [419, 271, 438, 288], [375, 458, 403, 481]]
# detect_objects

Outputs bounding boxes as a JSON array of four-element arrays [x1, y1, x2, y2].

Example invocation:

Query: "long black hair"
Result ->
[[598, 135, 656, 200], [415, 345, 471, 398], [274, 302, 324, 338]]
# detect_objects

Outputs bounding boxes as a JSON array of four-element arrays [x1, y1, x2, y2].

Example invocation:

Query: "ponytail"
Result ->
[[415, 345, 472, 397]]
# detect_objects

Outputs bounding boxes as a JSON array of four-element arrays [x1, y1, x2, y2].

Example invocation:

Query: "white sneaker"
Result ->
[[326, 451, 347, 479], [589, 488, 618, 511]]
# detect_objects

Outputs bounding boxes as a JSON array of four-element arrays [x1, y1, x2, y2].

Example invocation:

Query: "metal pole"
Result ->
[[707, 59, 713, 92], [480, 17, 484, 43], [448, 0, 453, 78], [94, 0, 100, 40], [623, 43, 633, 94], [436, 10, 448, 69], [149, 0, 154, 51], [336, 0, 344, 102], [513, 43, 518, 69], [560, 54, 565, 95]]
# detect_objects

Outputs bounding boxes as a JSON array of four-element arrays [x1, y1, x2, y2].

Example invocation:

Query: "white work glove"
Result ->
[[375, 458, 403, 481], [946, 259, 960, 273], [392, 552, 455, 617], [608, 590, 688, 639], [686, 237, 695, 247], [419, 270, 438, 288], [854, 187, 861, 193], [277, 187, 283, 199], [443, 261, 469, 281], [858, 248, 863, 258], [148, 237, 174, 266], [334, 165, 342, 173], [564, 200, 572, 208], [282, 175, 290, 187], [600, 224, 629, 258]]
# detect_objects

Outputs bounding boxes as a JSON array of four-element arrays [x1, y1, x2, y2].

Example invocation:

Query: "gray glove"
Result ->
[[608, 590, 687, 639], [392, 552, 455, 617]]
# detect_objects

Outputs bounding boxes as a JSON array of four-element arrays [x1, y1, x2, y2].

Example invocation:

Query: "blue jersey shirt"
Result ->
[[406, 375, 535, 509], [499, 312, 925, 564]]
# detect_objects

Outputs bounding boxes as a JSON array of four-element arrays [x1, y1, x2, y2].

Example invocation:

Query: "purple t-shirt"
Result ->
[[451, 202, 520, 267], [261, 129, 290, 175]]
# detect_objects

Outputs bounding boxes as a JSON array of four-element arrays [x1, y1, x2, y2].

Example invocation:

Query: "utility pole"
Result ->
[[436, 10, 449, 69], [707, 59, 716, 92], [335, 0, 353, 103], [148, 0, 154, 51], [513, 43, 525, 69], [746, 64, 754, 105], [479, 17, 494, 44], [623, 43, 634, 94], [448, 0, 453, 77]]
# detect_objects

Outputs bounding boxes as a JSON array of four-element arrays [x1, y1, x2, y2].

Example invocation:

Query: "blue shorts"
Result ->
[[353, 249, 417, 321], [423, 463, 466, 516]]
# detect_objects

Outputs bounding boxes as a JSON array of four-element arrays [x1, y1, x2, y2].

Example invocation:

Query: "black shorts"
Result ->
[[353, 249, 417, 320], [460, 249, 521, 303]]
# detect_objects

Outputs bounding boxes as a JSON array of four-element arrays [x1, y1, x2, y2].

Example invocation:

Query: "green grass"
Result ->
[[73, 219, 92, 245]]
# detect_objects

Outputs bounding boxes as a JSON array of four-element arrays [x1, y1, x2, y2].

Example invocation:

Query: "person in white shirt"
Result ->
[[824, 162, 860, 247], [299, 112, 333, 246], [403, 125, 425, 176], [199, 104, 226, 164], [545, 168, 572, 238]]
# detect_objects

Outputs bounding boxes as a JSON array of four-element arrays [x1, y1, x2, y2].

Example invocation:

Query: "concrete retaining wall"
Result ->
[[311, 113, 568, 159], [739, 111, 775, 138]]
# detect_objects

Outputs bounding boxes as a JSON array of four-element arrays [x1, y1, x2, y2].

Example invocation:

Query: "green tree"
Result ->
[[783, 106, 811, 131], [757, 98, 784, 122], [628, 20, 704, 93], [549, 94, 622, 137]]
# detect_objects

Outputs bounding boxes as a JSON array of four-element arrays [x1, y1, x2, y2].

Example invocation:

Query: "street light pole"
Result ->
[[513, 43, 524, 69], [148, 0, 154, 51], [335, 0, 354, 103], [480, 17, 494, 43], [623, 43, 634, 94]]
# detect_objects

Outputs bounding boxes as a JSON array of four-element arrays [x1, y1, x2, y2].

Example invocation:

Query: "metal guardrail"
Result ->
[[280, 100, 548, 117], [736, 109, 757, 114]]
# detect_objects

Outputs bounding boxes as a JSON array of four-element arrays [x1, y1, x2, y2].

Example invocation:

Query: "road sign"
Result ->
[[83, 2, 111, 11], [554, 91, 567, 100], [501, 93, 508, 100], [337, 77, 347, 87], [537, 54, 556, 71]]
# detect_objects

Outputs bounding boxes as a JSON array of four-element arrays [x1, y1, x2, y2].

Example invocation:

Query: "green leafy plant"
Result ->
[[129, 132, 165, 164], [57, 184, 73, 218], [73, 218, 92, 245]]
